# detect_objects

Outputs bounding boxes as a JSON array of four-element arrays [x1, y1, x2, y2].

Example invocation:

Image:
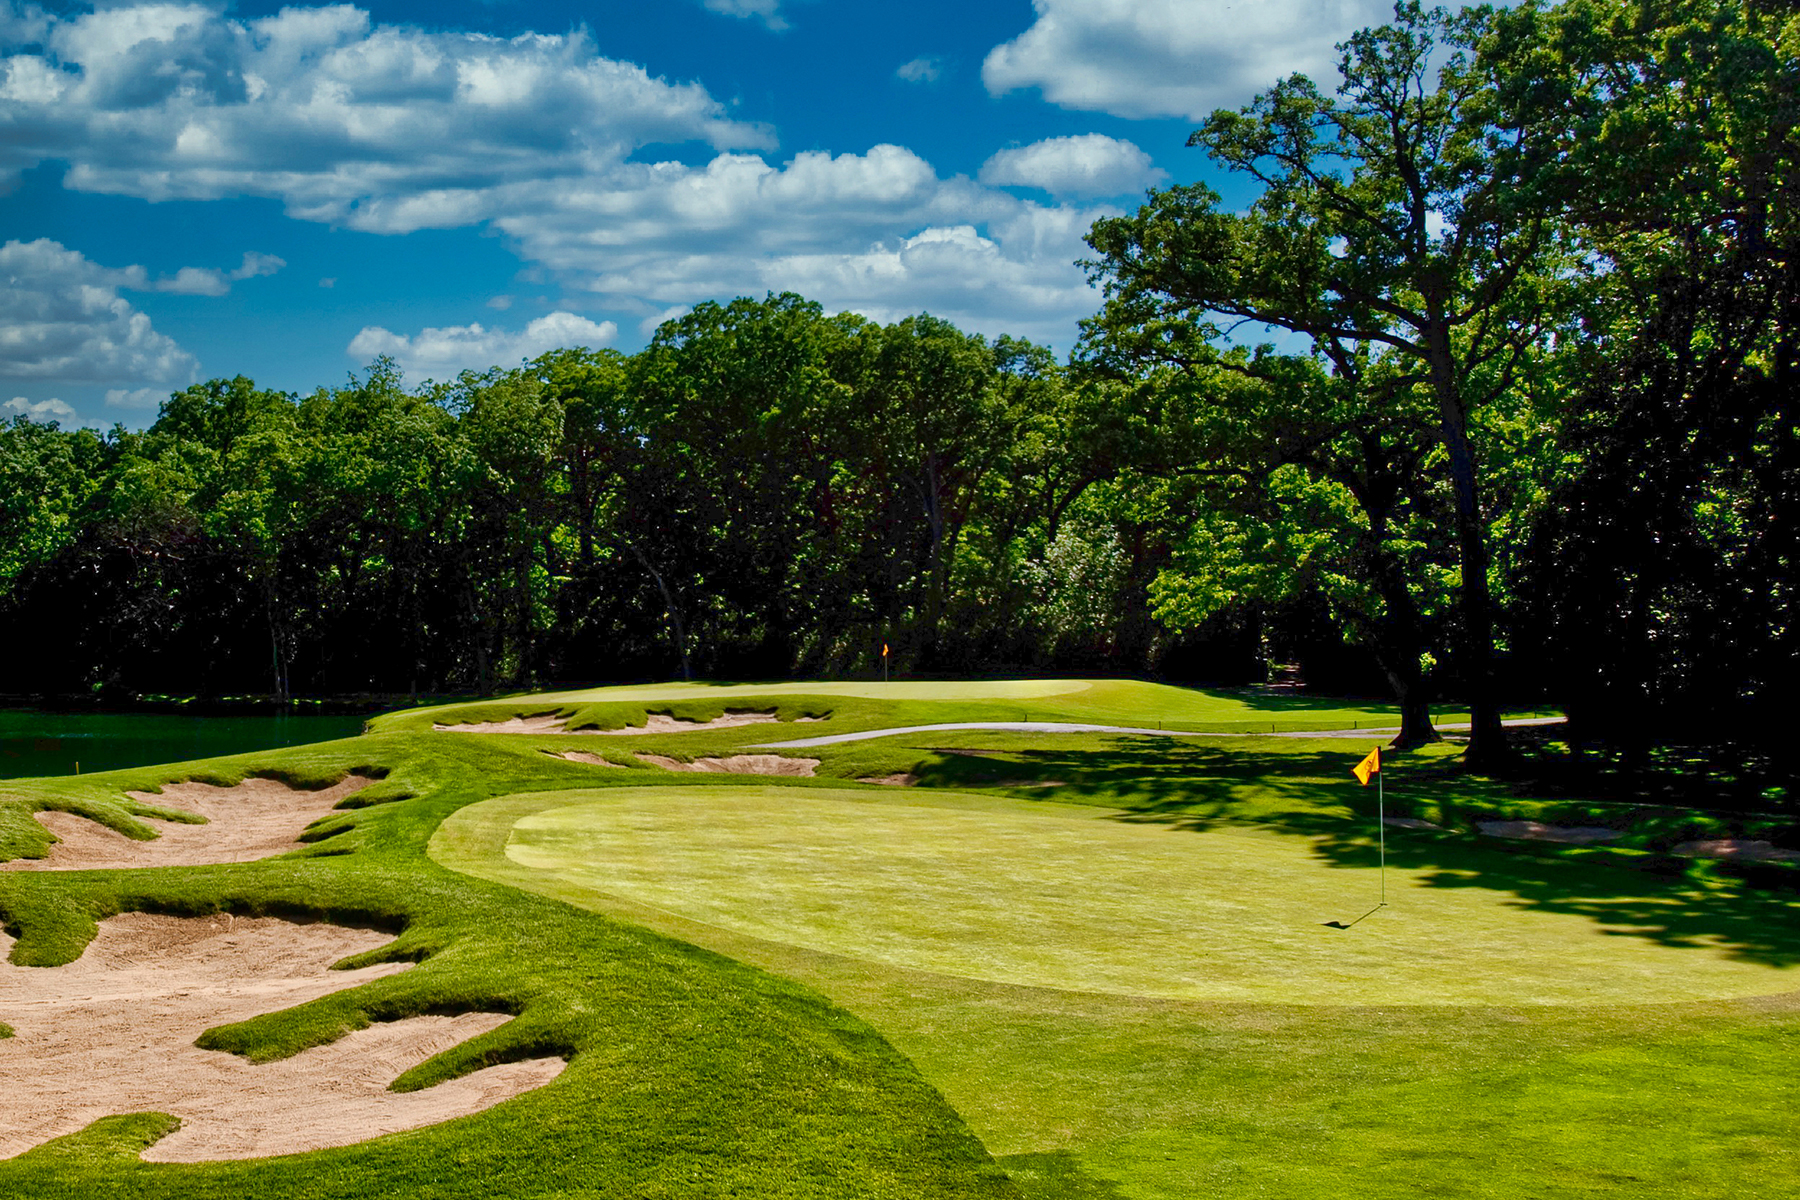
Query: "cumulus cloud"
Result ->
[[896, 56, 941, 83], [1, 4, 772, 212], [979, 134, 1166, 199], [5, 396, 77, 422], [2, 5, 1118, 348], [154, 251, 286, 297], [702, 0, 788, 31], [982, 0, 1392, 120], [104, 386, 166, 407], [0, 239, 199, 385], [347, 310, 619, 377], [485, 145, 1113, 344]]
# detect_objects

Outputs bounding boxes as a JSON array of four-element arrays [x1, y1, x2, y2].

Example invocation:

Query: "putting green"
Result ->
[[480, 786, 1796, 1007]]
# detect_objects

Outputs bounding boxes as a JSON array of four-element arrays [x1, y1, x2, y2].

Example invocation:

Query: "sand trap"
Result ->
[[1, 775, 375, 872], [551, 751, 624, 767], [434, 714, 570, 734], [1673, 839, 1800, 863], [1477, 820, 1622, 845], [0, 913, 563, 1161], [637, 754, 819, 777], [437, 712, 781, 735], [858, 774, 918, 786]]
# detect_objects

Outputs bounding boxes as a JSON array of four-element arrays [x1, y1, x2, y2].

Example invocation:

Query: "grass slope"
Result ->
[[372, 677, 1536, 738]]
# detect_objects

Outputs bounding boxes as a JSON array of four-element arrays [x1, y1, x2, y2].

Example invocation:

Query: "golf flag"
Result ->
[[882, 643, 889, 657], [1352, 746, 1381, 786]]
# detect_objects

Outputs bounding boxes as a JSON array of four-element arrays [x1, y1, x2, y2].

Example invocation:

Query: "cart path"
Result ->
[[755, 716, 1566, 749]]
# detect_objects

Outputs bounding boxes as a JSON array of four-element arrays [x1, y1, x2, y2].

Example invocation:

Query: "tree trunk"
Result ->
[[630, 542, 691, 681], [1424, 324, 1507, 765]]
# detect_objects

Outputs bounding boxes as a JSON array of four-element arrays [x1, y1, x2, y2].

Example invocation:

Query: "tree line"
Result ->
[[1, 0, 1793, 768]]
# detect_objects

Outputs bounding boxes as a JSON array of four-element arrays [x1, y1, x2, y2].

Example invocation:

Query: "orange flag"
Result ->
[[1352, 745, 1381, 786], [882, 643, 889, 657]]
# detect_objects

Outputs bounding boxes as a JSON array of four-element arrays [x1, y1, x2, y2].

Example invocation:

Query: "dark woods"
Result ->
[[0, 302, 1200, 699], [1, 0, 1794, 767]]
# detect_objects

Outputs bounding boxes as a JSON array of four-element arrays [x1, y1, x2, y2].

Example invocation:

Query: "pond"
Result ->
[[0, 710, 370, 780]]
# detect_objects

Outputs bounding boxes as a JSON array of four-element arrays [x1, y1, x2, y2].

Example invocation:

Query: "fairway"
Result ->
[[492, 786, 1796, 1006]]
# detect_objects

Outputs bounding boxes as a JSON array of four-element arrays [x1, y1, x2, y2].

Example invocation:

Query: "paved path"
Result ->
[[756, 716, 1566, 749]]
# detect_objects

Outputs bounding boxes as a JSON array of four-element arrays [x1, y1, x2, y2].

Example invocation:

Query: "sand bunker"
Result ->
[[1477, 820, 1622, 845], [551, 751, 624, 767], [0, 913, 563, 1161], [434, 714, 571, 734], [437, 712, 781, 735], [858, 774, 919, 787], [637, 754, 819, 777], [1672, 838, 1800, 863], [1, 775, 375, 872]]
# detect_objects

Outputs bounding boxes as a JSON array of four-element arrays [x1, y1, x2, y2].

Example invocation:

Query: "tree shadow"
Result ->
[[910, 736, 1800, 969]]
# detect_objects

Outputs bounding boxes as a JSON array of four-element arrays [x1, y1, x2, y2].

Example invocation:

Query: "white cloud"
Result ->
[[104, 386, 166, 407], [896, 56, 941, 84], [0, 238, 199, 385], [979, 134, 1166, 199], [3, 5, 772, 211], [702, 0, 788, 31], [154, 251, 286, 296], [982, 0, 1391, 120], [347, 310, 619, 377], [3, 6, 1120, 349], [5, 395, 77, 422], [486, 295, 513, 310], [487, 145, 1112, 345]]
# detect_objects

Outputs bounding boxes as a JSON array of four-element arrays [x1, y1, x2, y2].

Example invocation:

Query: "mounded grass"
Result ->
[[373, 677, 1537, 738], [0, 734, 1019, 1198]]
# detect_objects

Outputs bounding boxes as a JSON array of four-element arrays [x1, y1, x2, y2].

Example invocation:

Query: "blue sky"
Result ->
[[2, 0, 1391, 428]]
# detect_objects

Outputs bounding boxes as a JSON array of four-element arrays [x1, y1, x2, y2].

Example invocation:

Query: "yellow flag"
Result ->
[[1352, 746, 1381, 786], [882, 643, 889, 657]]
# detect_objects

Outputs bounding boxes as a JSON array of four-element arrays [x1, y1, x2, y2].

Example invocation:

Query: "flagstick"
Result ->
[[1378, 764, 1386, 907]]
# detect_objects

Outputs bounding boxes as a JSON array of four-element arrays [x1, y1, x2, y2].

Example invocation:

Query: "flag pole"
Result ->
[[1378, 760, 1386, 907]]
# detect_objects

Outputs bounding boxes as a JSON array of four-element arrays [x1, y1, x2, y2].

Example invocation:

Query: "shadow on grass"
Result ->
[[916, 738, 1800, 970], [997, 1151, 1130, 1200]]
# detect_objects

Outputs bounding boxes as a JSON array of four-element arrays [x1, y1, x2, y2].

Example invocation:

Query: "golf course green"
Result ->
[[446, 785, 1795, 1005], [2, 678, 1796, 1198]]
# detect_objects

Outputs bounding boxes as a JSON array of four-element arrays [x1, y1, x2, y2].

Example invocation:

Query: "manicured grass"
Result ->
[[5, 681, 1796, 1199], [424, 717, 1800, 1200], [465, 785, 1798, 1005]]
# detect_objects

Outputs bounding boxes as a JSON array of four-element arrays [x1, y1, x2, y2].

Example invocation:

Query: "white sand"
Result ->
[[2, 775, 375, 872], [0, 913, 563, 1161], [637, 754, 820, 777]]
